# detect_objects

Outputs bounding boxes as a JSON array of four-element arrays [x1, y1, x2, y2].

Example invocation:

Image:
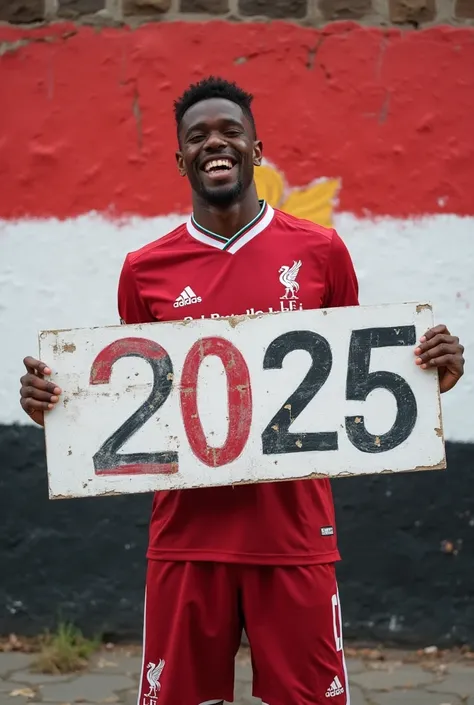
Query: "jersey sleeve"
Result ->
[[322, 230, 359, 308], [117, 255, 155, 325]]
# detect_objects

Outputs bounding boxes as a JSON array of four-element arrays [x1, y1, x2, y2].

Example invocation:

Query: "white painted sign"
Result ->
[[39, 302, 445, 500]]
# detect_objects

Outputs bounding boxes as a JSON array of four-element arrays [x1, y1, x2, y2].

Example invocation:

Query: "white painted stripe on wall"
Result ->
[[1, 213, 472, 442]]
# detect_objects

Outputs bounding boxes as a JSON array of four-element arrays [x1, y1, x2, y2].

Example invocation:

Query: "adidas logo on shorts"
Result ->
[[173, 286, 202, 308], [325, 675, 344, 697]]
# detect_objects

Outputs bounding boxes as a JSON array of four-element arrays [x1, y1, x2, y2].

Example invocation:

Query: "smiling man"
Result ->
[[20, 77, 465, 705]]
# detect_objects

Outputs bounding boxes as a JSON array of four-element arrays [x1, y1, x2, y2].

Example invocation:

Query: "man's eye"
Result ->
[[225, 130, 241, 137], [188, 134, 204, 143]]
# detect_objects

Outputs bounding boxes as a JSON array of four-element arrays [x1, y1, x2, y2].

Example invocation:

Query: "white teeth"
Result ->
[[204, 159, 233, 173]]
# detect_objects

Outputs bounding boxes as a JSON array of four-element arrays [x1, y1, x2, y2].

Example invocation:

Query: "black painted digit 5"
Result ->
[[261, 330, 338, 455], [90, 338, 178, 475], [345, 326, 417, 453]]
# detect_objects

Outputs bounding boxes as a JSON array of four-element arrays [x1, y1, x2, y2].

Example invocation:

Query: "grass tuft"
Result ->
[[31, 621, 100, 674]]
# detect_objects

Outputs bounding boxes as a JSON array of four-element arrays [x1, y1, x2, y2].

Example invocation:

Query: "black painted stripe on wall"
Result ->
[[1, 423, 473, 646]]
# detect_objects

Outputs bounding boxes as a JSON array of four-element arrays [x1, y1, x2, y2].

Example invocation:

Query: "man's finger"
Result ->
[[426, 353, 464, 370], [20, 386, 60, 403], [23, 356, 51, 376], [20, 374, 61, 396], [414, 334, 457, 356], [419, 324, 451, 343], [416, 333, 456, 350], [416, 342, 458, 364], [20, 397, 54, 412]]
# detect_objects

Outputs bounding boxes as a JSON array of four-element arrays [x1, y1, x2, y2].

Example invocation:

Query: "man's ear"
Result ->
[[176, 151, 187, 177], [253, 140, 263, 167]]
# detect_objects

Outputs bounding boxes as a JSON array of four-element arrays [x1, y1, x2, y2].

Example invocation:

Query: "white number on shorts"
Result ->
[[331, 593, 343, 652]]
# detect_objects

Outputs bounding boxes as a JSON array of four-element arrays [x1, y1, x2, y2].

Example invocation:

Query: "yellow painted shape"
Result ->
[[254, 164, 340, 229], [282, 178, 340, 229], [253, 165, 284, 208]]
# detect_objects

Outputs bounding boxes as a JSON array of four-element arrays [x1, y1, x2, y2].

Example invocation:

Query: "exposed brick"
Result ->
[[0, 0, 44, 23], [455, 0, 474, 18], [238, 0, 308, 19], [58, 0, 104, 17], [181, 0, 229, 11], [389, 0, 435, 23], [124, 0, 171, 13], [319, 0, 371, 20]]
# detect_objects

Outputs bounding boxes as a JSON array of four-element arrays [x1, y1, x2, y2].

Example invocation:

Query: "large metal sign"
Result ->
[[39, 303, 445, 500]]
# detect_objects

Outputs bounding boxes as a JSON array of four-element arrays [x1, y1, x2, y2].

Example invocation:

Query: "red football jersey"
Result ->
[[118, 202, 359, 565]]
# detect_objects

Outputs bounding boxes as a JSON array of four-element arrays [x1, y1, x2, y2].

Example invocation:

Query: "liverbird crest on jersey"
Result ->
[[279, 260, 302, 300]]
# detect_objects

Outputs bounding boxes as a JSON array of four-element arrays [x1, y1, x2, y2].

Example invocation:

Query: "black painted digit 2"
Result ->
[[261, 331, 338, 454], [90, 338, 178, 475]]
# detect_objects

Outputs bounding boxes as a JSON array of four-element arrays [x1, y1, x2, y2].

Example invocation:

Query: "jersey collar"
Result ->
[[186, 199, 274, 254]]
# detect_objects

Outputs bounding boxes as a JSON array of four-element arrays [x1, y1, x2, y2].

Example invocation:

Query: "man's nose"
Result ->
[[204, 131, 227, 150]]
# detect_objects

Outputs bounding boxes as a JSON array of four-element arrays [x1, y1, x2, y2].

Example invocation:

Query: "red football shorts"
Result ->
[[137, 560, 350, 705]]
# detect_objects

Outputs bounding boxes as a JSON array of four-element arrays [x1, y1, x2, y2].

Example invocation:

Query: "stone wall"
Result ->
[[1, 0, 474, 28]]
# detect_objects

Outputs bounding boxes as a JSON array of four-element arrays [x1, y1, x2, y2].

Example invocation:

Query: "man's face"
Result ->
[[176, 98, 262, 208]]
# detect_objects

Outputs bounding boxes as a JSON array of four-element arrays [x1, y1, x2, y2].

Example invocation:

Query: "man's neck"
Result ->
[[192, 186, 261, 240]]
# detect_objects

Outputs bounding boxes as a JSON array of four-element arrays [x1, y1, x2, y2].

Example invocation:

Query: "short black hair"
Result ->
[[174, 76, 257, 139]]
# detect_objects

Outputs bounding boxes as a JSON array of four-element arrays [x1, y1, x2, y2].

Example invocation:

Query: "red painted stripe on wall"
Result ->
[[1, 22, 473, 220]]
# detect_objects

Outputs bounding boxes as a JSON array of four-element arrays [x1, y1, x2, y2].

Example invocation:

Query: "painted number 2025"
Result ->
[[89, 326, 418, 476]]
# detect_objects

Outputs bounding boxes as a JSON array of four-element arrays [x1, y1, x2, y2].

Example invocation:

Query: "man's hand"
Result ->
[[415, 325, 465, 393], [20, 357, 62, 427]]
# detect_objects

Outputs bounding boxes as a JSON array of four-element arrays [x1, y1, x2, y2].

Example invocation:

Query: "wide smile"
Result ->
[[199, 156, 238, 182]]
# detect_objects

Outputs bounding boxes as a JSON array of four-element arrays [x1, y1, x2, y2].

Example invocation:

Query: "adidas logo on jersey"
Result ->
[[173, 286, 202, 308], [325, 676, 344, 697]]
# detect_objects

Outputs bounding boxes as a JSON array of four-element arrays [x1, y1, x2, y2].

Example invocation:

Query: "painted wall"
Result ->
[[1, 21, 474, 645]]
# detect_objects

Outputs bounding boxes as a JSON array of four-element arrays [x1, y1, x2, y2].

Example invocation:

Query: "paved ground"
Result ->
[[1, 644, 473, 704]]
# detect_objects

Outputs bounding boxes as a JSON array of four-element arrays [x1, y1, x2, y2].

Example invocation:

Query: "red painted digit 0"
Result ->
[[180, 337, 252, 467]]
